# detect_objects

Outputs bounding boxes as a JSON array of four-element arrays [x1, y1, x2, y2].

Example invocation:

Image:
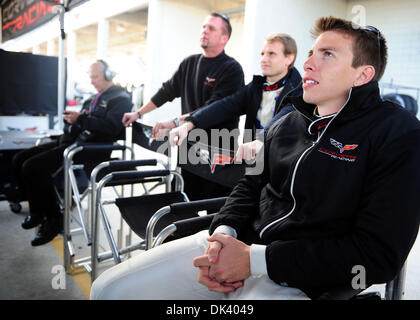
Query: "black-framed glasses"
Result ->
[[363, 25, 381, 53]]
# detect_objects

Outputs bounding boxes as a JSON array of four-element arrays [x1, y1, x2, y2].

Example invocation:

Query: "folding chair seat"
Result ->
[[153, 207, 409, 300], [115, 191, 188, 240]]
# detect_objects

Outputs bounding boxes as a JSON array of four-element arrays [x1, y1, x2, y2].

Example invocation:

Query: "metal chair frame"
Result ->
[[62, 120, 171, 274], [63, 142, 134, 273], [90, 169, 186, 281]]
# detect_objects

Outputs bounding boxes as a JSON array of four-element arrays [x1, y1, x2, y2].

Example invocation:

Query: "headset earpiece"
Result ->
[[98, 59, 116, 81]]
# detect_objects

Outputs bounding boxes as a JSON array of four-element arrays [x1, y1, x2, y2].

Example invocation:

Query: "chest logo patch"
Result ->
[[317, 138, 359, 162], [330, 138, 358, 154], [204, 77, 216, 87]]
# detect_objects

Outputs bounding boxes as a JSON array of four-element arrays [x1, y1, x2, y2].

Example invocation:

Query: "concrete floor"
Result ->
[[0, 201, 87, 300], [0, 181, 153, 300]]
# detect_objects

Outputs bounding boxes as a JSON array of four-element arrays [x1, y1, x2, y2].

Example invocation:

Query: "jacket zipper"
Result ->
[[275, 81, 302, 113], [259, 88, 353, 238]]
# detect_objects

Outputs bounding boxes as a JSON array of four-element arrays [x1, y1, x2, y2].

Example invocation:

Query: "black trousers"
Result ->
[[11, 139, 110, 220], [181, 169, 233, 201]]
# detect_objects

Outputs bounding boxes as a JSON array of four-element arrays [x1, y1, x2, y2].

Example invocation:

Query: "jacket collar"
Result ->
[[253, 67, 302, 89], [202, 50, 226, 61], [289, 81, 382, 122]]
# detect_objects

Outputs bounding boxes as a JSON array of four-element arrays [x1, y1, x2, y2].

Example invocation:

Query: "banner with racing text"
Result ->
[[1, 0, 88, 43]]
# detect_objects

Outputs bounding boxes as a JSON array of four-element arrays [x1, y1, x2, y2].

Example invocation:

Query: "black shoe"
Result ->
[[31, 217, 63, 247], [21, 215, 43, 229]]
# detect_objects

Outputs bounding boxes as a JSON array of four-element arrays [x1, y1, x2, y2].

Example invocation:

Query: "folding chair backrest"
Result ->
[[382, 93, 418, 116], [132, 121, 169, 156], [179, 141, 246, 188]]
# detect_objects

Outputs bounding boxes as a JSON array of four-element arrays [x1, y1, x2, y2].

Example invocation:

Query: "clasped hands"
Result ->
[[193, 233, 251, 293]]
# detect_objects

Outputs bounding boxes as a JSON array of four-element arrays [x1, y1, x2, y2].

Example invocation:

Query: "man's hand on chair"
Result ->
[[193, 233, 250, 293], [152, 119, 177, 141], [168, 122, 195, 146], [122, 111, 140, 127]]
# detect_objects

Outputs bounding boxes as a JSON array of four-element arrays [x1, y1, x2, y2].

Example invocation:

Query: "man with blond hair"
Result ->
[[162, 33, 301, 162]]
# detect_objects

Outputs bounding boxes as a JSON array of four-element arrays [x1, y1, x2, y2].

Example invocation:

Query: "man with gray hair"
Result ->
[[11, 60, 132, 246]]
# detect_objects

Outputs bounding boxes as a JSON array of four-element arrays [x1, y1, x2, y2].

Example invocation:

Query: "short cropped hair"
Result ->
[[210, 12, 232, 38], [265, 33, 298, 70], [311, 16, 388, 81]]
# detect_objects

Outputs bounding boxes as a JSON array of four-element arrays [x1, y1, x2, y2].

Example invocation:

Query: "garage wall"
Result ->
[[143, 0, 246, 124], [142, 0, 210, 123], [1, 0, 419, 123], [241, 0, 348, 82], [345, 0, 420, 96]]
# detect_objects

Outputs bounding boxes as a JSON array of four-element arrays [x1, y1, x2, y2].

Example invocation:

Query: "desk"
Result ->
[[0, 130, 62, 202], [0, 130, 62, 150]]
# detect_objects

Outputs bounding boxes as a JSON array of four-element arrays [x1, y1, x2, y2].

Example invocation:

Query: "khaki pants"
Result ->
[[90, 231, 309, 300]]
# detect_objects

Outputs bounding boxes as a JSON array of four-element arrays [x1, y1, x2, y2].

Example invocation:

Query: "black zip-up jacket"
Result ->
[[188, 67, 302, 138], [209, 81, 420, 299], [60, 85, 132, 144], [151, 51, 244, 131]]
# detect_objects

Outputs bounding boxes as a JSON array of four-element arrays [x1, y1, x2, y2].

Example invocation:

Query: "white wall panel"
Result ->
[[346, 0, 420, 92]]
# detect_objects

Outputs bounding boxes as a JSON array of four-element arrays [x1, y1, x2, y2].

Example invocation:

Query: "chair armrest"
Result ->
[[107, 159, 158, 171], [172, 214, 216, 236], [110, 169, 171, 182], [76, 142, 128, 152], [169, 197, 227, 215], [153, 214, 216, 248]]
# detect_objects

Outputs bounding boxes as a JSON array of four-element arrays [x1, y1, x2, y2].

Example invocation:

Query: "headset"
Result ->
[[97, 59, 116, 81]]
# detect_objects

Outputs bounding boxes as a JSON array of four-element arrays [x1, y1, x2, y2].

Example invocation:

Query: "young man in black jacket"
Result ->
[[162, 33, 301, 154], [122, 13, 244, 200], [12, 60, 132, 246], [91, 17, 420, 300]]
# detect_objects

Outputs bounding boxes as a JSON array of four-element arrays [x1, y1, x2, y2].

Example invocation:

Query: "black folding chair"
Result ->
[[88, 120, 180, 280], [90, 168, 187, 280], [63, 122, 169, 274], [62, 141, 135, 273], [89, 129, 249, 281]]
